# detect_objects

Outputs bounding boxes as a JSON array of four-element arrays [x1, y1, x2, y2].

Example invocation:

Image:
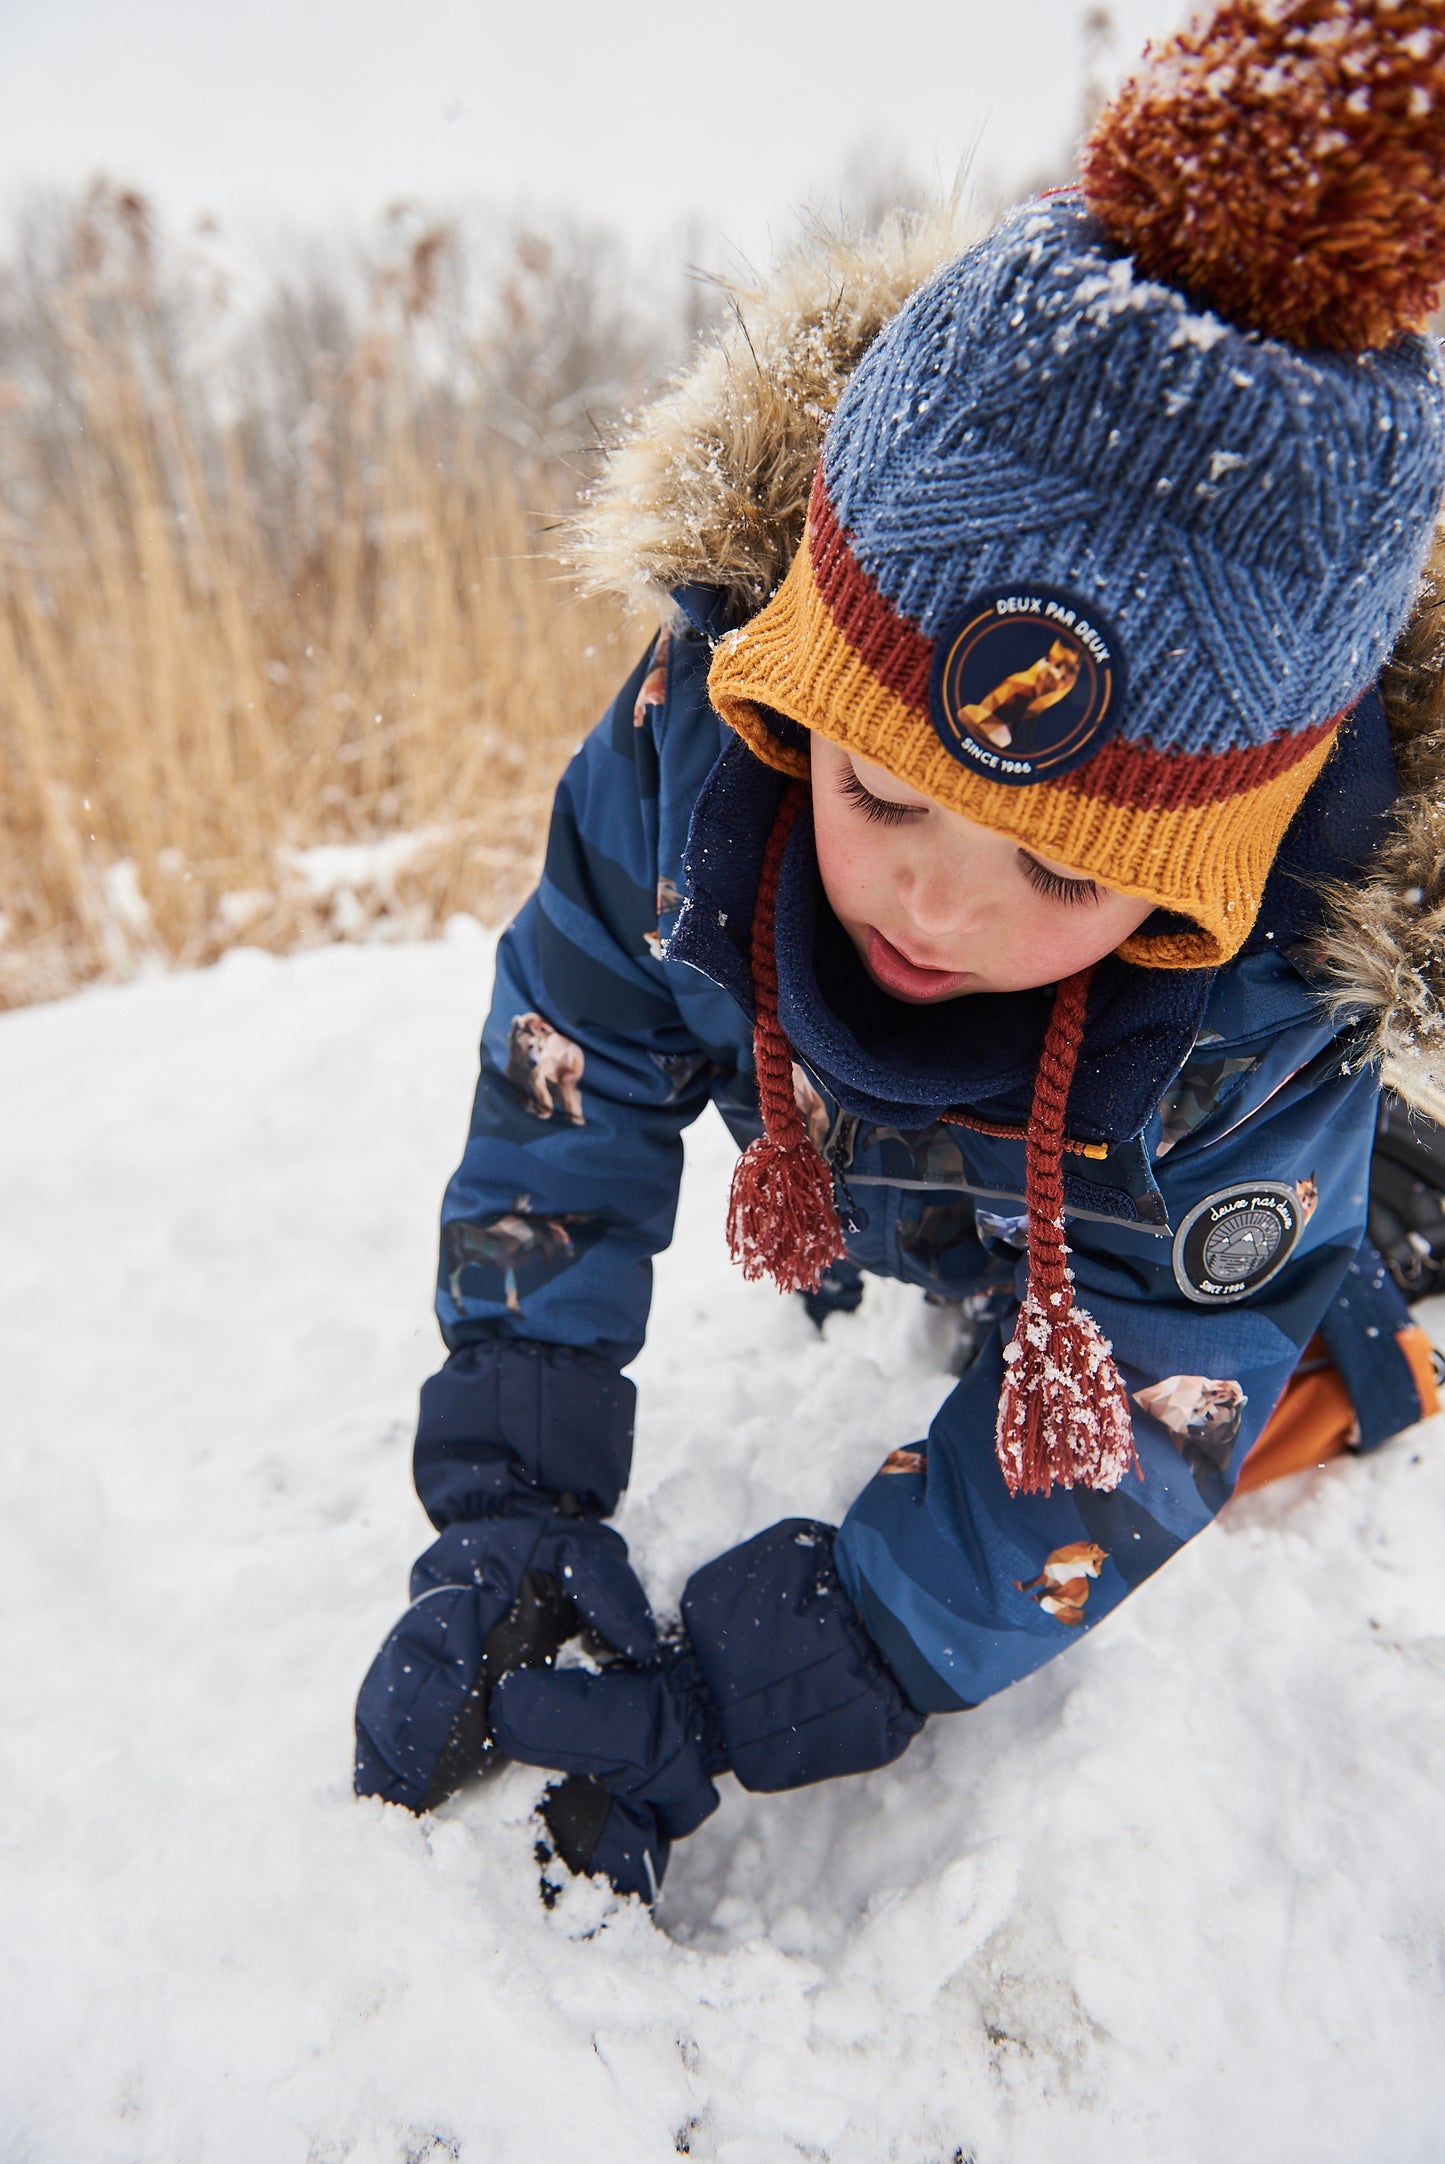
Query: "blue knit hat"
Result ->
[[713, 0, 1445, 1499], [710, 0, 1445, 969]]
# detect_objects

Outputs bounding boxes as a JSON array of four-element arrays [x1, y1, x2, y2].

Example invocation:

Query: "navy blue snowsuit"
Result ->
[[355, 602, 1431, 1887]]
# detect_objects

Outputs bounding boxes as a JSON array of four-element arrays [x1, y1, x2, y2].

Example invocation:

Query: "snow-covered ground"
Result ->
[[2, 926, 1443, 2164]]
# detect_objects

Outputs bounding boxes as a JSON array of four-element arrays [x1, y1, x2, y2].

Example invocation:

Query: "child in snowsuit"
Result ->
[[356, 0, 1445, 1901]]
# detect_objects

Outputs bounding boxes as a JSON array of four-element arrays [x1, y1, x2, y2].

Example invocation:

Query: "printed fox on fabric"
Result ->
[[958, 638, 1082, 751], [1015, 1543, 1110, 1626], [505, 1014, 587, 1125]]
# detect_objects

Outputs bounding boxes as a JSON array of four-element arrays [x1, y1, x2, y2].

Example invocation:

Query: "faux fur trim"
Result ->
[[565, 202, 986, 623], [569, 206, 1445, 1104], [1316, 527, 1445, 1105]]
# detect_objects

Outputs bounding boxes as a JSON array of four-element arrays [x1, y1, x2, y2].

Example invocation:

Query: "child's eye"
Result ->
[[1019, 852, 1101, 907], [839, 765, 924, 827]]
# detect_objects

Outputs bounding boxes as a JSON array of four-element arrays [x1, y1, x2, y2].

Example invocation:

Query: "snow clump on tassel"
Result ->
[[992, 971, 1140, 1498], [996, 1282, 1139, 1499]]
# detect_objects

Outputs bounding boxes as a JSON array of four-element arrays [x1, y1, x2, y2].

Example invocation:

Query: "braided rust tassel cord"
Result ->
[[728, 817, 1139, 1486], [726, 783, 847, 1294], [995, 968, 1139, 1497]]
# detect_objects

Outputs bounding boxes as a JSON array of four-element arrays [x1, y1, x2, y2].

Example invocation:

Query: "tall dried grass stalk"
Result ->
[[0, 205, 637, 1009], [0, 403, 633, 1008]]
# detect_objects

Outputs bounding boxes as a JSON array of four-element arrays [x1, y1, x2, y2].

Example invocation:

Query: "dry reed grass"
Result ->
[[0, 191, 639, 1009]]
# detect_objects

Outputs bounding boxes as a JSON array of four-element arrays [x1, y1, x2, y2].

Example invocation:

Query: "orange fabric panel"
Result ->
[[1235, 1326, 1439, 1494], [1234, 1359, 1355, 1493]]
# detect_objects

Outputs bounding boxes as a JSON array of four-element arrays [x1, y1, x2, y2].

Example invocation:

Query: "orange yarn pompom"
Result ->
[[1082, 0, 1445, 351]]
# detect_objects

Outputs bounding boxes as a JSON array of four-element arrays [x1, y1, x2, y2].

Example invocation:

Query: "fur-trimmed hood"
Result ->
[[1317, 558, 1445, 1115], [568, 203, 983, 624], [567, 205, 1445, 1108]]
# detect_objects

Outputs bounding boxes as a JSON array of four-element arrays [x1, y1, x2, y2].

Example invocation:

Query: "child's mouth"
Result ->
[[864, 928, 974, 1001]]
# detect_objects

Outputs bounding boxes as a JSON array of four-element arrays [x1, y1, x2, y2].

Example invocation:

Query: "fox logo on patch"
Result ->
[[956, 638, 1081, 751]]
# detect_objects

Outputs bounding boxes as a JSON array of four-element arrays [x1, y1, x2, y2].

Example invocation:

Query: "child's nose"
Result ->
[[897, 853, 978, 939]]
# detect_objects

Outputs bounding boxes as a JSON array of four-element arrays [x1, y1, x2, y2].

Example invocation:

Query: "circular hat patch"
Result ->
[[1171, 1181, 1305, 1306], [930, 586, 1123, 785]]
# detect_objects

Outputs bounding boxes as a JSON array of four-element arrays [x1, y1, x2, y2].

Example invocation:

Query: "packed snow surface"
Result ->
[[2, 927, 1443, 2164]]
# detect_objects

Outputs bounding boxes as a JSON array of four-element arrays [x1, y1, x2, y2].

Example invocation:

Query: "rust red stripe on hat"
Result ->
[[806, 470, 1340, 812], [808, 473, 933, 711]]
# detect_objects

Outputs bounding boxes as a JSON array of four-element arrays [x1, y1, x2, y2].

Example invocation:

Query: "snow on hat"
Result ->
[[709, 0, 1445, 972], [720, 0, 1445, 1498]]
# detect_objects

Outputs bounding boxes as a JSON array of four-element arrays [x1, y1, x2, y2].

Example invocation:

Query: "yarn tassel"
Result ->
[[727, 1127, 847, 1293], [727, 784, 846, 1295], [994, 969, 1139, 1497], [996, 1282, 1139, 1497]]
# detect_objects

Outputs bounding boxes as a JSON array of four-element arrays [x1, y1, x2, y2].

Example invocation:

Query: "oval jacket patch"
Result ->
[[1171, 1181, 1304, 1305]]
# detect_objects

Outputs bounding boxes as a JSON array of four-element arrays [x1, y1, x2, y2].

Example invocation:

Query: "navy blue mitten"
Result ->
[[682, 1518, 925, 1792], [354, 1499, 656, 1811], [355, 1339, 648, 1811], [492, 1638, 726, 1902], [494, 1520, 924, 1901]]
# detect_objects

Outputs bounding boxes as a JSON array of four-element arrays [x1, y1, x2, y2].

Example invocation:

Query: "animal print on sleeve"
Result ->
[[505, 1012, 586, 1125], [1133, 1374, 1247, 1490], [632, 626, 671, 726], [1014, 1542, 1108, 1626], [442, 1199, 609, 1316]]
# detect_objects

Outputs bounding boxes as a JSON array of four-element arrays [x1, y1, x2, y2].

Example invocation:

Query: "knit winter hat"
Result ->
[[720, 0, 1445, 1499], [708, 0, 1445, 970]]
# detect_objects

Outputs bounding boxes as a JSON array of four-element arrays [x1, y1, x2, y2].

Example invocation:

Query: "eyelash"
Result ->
[[837, 764, 1100, 905], [838, 766, 921, 826], [1019, 855, 1101, 908]]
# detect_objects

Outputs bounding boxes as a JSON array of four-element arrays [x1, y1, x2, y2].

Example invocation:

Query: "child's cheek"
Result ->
[[811, 788, 872, 928], [1014, 899, 1147, 985], [988, 893, 1064, 988], [1010, 915, 1090, 983]]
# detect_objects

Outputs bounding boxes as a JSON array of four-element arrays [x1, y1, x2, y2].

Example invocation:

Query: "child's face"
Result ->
[[811, 738, 1156, 1001]]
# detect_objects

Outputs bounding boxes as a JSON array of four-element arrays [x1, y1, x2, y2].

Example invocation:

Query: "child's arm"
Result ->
[[436, 631, 731, 1378], [833, 1042, 1390, 1712], [356, 634, 736, 1809]]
